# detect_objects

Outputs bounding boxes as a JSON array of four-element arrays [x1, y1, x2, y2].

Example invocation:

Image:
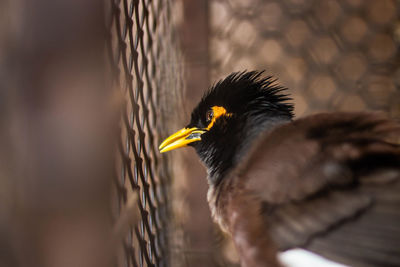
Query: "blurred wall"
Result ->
[[0, 1, 114, 267]]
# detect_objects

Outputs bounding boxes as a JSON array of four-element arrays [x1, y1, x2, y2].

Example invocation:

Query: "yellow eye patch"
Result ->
[[206, 106, 232, 130]]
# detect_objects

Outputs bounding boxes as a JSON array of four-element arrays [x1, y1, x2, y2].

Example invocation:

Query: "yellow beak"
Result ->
[[159, 127, 206, 153]]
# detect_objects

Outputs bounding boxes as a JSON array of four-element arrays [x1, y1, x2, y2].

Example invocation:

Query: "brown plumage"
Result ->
[[209, 112, 400, 267], [160, 71, 400, 267]]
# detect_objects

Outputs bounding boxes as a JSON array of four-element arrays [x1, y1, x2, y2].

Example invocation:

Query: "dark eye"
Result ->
[[206, 110, 214, 122]]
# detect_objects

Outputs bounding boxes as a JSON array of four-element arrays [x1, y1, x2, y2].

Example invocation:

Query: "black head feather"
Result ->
[[188, 70, 294, 185]]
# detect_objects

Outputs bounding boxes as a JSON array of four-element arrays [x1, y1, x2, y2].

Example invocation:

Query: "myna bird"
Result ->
[[159, 71, 400, 267]]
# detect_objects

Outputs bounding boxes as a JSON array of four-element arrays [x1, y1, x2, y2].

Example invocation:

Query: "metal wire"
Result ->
[[210, 0, 400, 118], [108, 0, 180, 266]]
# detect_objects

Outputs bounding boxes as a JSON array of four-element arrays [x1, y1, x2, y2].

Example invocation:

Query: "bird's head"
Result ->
[[159, 71, 294, 184]]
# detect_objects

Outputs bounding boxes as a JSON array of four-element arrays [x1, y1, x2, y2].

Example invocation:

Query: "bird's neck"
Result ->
[[200, 116, 291, 186]]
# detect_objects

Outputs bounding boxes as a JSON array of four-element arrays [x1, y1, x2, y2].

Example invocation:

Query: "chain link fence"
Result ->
[[210, 0, 400, 118], [108, 0, 183, 266]]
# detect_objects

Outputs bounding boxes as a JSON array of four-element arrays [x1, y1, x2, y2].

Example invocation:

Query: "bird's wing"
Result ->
[[236, 112, 400, 267]]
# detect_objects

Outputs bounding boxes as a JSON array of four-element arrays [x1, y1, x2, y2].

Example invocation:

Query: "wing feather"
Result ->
[[234, 112, 400, 266]]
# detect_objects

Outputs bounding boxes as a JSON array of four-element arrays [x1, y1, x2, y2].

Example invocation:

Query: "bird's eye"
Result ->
[[206, 110, 214, 122]]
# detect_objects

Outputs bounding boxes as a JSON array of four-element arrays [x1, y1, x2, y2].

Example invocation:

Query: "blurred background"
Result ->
[[0, 0, 399, 267], [178, 0, 400, 266]]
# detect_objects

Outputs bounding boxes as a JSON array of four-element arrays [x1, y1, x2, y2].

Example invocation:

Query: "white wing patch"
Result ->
[[278, 249, 349, 267]]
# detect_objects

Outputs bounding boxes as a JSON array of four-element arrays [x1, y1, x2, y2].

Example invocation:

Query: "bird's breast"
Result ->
[[207, 184, 228, 233], [206, 179, 235, 234], [207, 175, 252, 235]]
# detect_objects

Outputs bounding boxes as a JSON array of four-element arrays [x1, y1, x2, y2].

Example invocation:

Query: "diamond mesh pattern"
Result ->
[[210, 0, 400, 117], [108, 0, 182, 266]]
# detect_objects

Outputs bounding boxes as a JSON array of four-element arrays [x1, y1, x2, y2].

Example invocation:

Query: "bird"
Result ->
[[159, 71, 400, 267]]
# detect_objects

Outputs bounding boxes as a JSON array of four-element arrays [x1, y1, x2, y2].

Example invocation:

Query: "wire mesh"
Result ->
[[210, 0, 400, 118], [108, 0, 182, 266]]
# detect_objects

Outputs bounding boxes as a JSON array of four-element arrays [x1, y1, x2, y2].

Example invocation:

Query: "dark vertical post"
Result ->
[[0, 1, 115, 267], [181, 0, 218, 266]]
